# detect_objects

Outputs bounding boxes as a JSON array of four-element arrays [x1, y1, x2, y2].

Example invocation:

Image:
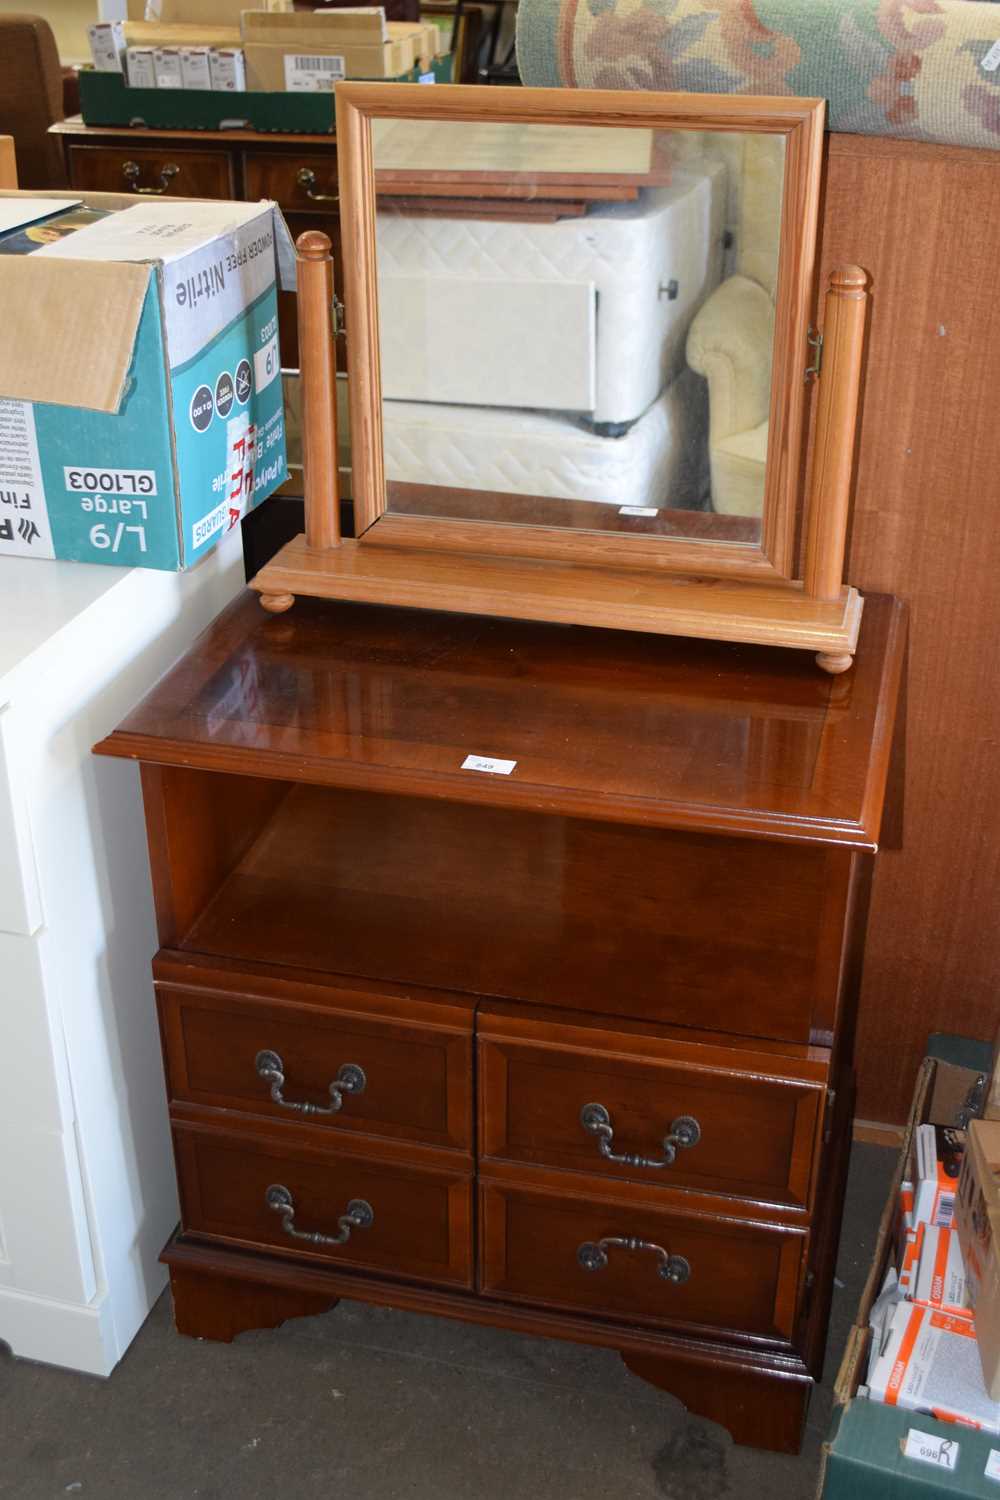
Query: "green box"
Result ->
[[78, 58, 452, 134]]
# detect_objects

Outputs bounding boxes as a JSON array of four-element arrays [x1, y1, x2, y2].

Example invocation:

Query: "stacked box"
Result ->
[[0, 192, 291, 570]]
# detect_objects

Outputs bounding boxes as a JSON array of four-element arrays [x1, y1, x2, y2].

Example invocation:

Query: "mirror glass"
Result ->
[[371, 118, 785, 546]]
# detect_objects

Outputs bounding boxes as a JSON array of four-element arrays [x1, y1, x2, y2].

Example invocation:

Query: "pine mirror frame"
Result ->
[[335, 82, 826, 583]]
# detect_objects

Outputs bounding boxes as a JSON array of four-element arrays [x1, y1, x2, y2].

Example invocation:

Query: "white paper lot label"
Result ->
[[284, 54, 346, 91], [903, 1428, 960, 1470], [461, 755, 516, 776], [0, 400, 55, 558]]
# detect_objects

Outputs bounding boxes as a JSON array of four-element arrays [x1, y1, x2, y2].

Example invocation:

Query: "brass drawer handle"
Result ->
[[580, 1103, 700, 1169], [296, 167, 338, 204], [122, 160, 180, 194], [265, 1184, 374, 1247], [255, 1049, 366, 1116], [577, 1236, 691, 1285]]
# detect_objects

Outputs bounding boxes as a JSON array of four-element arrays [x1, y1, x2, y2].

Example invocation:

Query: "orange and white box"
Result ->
[[915, 1123, 964, 1228], [899, 1221, 924, 1298], [866, 1301, 1000, 1431], [913, 1223, 972, 1316]]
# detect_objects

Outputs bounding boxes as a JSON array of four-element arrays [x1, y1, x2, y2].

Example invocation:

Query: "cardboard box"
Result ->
[[915, 1123, 964, 1228], [242, 8, 415, 82], [88, 22, 127, 72], [179, 47, 213, 90], [956, 1121, 1000, 1400], [149, 0, 290, 23], [244, 39, 413, 89], [867, 1302, 998, 1431], [819, 1042, 1000, 1500], [126, 47, 158, 88], [152, 46, 184, 89], [125, 22, 241, 50], [913, 1223, 973, 1316], [0, 192, 291, 571], [208, 47, 247, 91]]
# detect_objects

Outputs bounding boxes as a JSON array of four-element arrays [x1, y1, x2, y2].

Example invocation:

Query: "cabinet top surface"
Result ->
[[51, 117, 337, 147], [96, 591, 905, 847]]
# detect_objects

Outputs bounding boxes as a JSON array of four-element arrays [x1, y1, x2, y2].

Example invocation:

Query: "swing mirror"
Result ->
[[336, 84, 825, 582]]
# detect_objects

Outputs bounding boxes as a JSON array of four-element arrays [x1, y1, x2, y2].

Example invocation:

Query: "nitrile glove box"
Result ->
[[0, 192, 292, 570]]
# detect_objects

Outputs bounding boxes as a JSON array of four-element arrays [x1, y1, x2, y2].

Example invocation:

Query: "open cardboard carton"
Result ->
[[0, 189, 293, 570], [820, 1049, 1000, 1499]]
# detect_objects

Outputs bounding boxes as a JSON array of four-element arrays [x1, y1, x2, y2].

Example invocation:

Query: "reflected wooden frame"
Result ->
[[335, 82, 826, 582]]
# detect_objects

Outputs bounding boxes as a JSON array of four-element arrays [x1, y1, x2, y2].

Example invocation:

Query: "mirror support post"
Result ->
[[259, 231, 341, 614], [299, 229, 341, 555], [803, 266, 868, 604]]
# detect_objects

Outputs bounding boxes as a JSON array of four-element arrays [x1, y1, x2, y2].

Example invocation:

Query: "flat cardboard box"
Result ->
[[244, 38, 413, 89], [0, 191, 291, 570], [150, 0, 290, 23], [819, 1046, 1000, 1499], [242, 8, 390, 45], [124, 21, 241, 50], [956, 1120, 1000, 1400]]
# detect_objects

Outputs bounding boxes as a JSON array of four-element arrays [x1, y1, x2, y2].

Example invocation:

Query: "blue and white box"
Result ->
[[0, 194, 291, 570]]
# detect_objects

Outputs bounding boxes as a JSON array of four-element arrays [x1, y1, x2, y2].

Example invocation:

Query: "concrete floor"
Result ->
[[0, 1143, 894, 1500]]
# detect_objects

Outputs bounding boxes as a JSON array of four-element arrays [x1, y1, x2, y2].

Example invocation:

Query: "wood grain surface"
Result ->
[[818, 134, 1000, 1123]]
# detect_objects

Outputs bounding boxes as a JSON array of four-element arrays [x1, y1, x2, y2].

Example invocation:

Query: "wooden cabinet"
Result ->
[[52, 120, 342, 367], [95, 590, 905, 1454]]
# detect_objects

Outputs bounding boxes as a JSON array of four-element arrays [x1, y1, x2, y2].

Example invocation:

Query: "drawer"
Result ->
[[67, 144, 234, 198], [479, 1006, 827, 1208], [480, 1167, 806, 1342], [174, 1120, 473, 1288], [156, 958, 475, 1152], [244, 151, 338, 214]]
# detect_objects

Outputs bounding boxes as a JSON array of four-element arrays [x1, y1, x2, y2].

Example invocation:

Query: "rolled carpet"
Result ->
[[516, 0, 1000, 150]]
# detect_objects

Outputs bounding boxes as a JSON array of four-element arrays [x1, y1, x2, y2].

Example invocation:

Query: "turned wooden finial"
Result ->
[[296, 229, 333, 262], [829, 264, 868, 297]]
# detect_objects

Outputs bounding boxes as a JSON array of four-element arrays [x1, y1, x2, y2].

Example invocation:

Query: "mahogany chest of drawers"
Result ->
[[95, 590, 905, 1454]]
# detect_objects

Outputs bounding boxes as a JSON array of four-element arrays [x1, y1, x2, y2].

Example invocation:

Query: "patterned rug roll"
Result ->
[[516, 0, 1000, 150]]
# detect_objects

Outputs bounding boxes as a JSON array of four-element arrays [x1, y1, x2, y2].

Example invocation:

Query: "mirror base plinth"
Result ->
[[258, 591, 296, 615], [251, 536, 863, 669], [816, 651, 855, 676]]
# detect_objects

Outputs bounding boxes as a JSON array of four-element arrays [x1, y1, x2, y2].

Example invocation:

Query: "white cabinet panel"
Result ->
[[0, 707, 42, 936]]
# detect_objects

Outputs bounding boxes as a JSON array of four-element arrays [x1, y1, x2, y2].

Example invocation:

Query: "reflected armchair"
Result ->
[[685, 133, 783, 517]]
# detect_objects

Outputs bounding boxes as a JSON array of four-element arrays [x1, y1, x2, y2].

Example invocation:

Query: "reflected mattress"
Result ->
[[382, 369, 710, 510], [375, 166, 727, 427]]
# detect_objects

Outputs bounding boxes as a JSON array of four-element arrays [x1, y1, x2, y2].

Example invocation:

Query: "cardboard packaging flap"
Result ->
[[0, 258, 150, 413]]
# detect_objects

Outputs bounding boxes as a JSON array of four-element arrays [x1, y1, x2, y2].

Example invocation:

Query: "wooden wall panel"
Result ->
[[816, 134, 1000, 1122]]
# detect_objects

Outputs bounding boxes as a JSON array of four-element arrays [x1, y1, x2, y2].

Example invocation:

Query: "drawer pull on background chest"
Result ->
[[255, 1050, 366, 1116], [122, 160, 180, 195], [265, 1184, 374, 1247], [580, 1103, 701, 1169], [577, 1237, 692, 1285], [296, 167, 339, 204]]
